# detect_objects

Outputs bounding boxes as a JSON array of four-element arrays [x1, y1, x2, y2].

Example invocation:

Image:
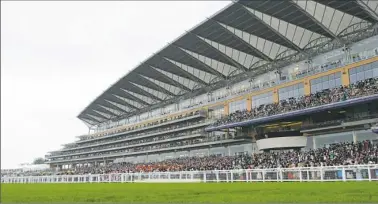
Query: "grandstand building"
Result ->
[[45, 0, 378, 169]]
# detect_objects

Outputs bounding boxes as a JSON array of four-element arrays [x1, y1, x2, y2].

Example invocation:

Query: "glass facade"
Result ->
[[229, 100, 247, 114], [278, 83, 305, 101], [252, 92, 274, 108], [190, 149, 208, 157], [209, 147, 228, 156], [123, 144, 260, 163], [310, 72, 342, 93], [209, 107, 224, 119], [175, 151, 190, 158], [90, 38, 378, 134], [163, 104, 176, 114], [355, 130, 378, 142], [314, 132, 354, 149], [229, 144, 255, 155], [140, 112, 149, 121], [349, 61, 378, 84]]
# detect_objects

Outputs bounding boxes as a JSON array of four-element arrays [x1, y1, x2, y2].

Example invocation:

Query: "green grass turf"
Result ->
[[1, 182, 378, 203]]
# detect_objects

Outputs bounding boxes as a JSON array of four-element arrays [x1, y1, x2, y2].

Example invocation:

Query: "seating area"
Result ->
[[77, 110, 202, 142], [3, 140, 377, 177], [211, 77, 378, 127]]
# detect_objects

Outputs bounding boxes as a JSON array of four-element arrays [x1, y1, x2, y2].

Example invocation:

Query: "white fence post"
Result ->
[[342, 167, 346, 182]]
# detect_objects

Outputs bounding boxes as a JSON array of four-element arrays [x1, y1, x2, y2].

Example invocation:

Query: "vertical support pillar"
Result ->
[[223, 102, 229, 116], [304, 79, 311, 95], [353, 131, 357, 143], [273, 89, 279, 103], [342, 68, 350, 86], [246, 96, 252, 111], [223, 102, 230, 141]]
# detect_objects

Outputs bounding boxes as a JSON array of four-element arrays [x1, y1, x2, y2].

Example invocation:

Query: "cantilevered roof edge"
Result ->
[[76, 1, 235, 122]]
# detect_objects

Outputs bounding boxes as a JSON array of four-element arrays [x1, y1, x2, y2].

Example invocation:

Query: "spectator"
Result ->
[[211, 77, 378, 127]]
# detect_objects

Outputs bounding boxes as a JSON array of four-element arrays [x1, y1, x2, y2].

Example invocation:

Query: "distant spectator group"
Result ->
[[211, 77, 378, 127], [3, 140, 377, 177]]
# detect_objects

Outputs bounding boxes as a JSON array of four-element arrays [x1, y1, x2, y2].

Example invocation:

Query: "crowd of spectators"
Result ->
[[77, 111, 202, 141], [75, 50, 377, 139], [3, 140, 376, 177], [211, 77, 378, 127], [50, 119, 207, 157], [50, 132, 233, 162]]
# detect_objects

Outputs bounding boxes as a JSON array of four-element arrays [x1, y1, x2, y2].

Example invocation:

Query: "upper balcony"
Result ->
[[47, 131, 206, 159], [206, 77, 378, 131], [67, 110, 207, 147], [45, 134, 248, 164], [47, 119, 213, 157]]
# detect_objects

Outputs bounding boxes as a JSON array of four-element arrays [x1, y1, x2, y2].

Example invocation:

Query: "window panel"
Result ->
[[357, 72, 365, 81], [310, 72, 341, 93], [252, 92, 273, 108], [350, 67, 356, 74], [278, 83, 304, 100], [373, 68, 378, 77]]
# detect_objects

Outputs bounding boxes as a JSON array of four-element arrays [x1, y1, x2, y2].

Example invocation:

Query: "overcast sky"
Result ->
[[1, 1, 230, 169]]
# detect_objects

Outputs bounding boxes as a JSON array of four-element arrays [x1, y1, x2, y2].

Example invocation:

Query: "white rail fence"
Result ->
[[2, 165, 378, 183]]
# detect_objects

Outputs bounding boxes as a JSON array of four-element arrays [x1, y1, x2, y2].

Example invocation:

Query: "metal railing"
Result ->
[[2, 165, 378, 183]]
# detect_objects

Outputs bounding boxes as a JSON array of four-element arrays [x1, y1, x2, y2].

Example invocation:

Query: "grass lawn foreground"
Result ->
[[1, 182, 377, 203]]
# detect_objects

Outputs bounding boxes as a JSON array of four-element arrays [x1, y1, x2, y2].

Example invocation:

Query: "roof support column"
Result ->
[[223, 102, 229, 116], [341, 67, 350, 87], [304, 79, 311, 95]]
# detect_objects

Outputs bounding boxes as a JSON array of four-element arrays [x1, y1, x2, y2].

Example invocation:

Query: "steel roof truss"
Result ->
[[170, 44, 226, 79], [206, 18, 273, 62], [125, 81, 163, 102], [98, 99, 130, 114], [159, 56, 208, 86], [80, 116, 98, 125], [288, 0, 344, 44], [104, 99, 133, 114], [116, 90, 150, 106], [93, 110, 114, 119], [357, 0, 378, 22], [187, 32, 249, 73], [237, 3, 304, 53], [95, 105, 121, 117], [135, 74, 177, 97], [109, 94, 142, 110], [131, 82, 170, 100], [80, 117, 96, 125], [87, 110, 110, 120], [81, 118, 96, 126], [312, 0, 376, 23], [86, 114, 105, 123], [148, 65, 192, 92], [97, 104, 126, 116]]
